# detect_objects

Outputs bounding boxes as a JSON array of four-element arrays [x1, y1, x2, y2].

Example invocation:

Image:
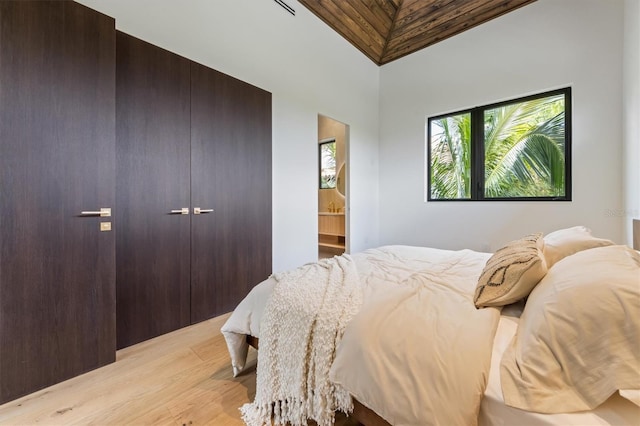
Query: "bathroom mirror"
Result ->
[[319, 139, 336, 189], [336, 163, 345, 196]]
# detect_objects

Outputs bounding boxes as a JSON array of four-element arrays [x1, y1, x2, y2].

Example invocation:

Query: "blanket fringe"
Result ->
[[241, 397, 320, 426], [240, 386, 355, 426], [334, 385, 354, 414]]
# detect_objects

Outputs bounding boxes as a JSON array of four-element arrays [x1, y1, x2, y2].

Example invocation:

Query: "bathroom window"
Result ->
[[427, 87, 571, 201], [319, 139, 337, 189]]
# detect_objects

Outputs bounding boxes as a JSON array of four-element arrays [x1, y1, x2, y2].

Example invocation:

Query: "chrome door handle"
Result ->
[[170, 208, 189, 215], [80, 208, 111, 217], [194, 208, 214, 215]]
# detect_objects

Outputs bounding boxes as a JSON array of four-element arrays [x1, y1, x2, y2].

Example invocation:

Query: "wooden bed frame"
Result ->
[[246, 335, 391, 426]]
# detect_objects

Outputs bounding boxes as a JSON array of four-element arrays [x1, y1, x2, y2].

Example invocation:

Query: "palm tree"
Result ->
[[430, 113, 471, 199], [430, 95, 565, 199]]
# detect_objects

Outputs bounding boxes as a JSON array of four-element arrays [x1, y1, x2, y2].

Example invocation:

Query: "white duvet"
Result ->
[[221, 245, 498, 425], [329, 247, 500, 426]]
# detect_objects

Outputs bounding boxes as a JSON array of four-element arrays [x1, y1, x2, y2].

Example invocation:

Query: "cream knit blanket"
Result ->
[[240, 254, 362, 426]]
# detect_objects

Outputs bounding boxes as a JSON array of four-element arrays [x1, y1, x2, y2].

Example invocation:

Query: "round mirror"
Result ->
[[336, 163, 346, 196]]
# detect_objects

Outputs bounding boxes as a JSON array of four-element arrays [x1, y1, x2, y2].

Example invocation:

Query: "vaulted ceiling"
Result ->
[[297, 0, 537, 65]]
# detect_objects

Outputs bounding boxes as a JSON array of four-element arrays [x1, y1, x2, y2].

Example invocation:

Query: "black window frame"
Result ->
[[319, 138, 337, 190], [427, 87, 572, 202]]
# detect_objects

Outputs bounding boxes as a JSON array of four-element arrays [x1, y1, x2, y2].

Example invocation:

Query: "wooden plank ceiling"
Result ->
[[297, 0, 537, 65]]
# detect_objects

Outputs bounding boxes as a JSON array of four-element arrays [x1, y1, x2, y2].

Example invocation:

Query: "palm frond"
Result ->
[[485, 111, 565, 197], [430, 114, 471, 199]]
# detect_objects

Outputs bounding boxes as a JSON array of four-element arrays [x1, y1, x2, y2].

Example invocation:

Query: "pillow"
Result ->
[[500, 245, 640, 413], [543, 226, 614, 268], [474, 233, 547, 308]]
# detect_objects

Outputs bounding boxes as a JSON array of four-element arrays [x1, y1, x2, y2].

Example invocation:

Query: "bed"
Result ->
[[221, 226, 640, 426]]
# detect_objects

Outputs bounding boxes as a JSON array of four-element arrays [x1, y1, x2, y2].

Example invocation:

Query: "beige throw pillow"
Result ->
[[474, 233, 547, 308], [543, 226, 614, 268]]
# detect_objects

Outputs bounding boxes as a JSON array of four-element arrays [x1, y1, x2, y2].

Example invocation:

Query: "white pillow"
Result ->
[[474, 233, 547, 308], [543, 226, 614, 268], [500, 245, 640, 413]]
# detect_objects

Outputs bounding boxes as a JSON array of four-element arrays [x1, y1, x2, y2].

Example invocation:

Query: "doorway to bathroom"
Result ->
[[317, 115, 349, 260]]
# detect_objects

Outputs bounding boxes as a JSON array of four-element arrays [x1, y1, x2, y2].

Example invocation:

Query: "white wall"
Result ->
[[76, 0, 380, 272], [378, 0, 625, 251], [624, 0, 640, 245]]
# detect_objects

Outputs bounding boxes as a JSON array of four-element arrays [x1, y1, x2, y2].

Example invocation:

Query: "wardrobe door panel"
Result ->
[[116, 32, 191, 348], [0, 0, 116, 403], [190, 63, 272, 323]]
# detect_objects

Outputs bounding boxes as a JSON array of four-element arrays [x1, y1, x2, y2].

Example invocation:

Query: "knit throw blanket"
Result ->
[[241, 254, 363, 426]]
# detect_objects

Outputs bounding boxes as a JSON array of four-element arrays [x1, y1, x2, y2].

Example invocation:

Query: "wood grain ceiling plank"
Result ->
[[336, 1, 388, 48], [355, 0, 396, 37], [381, 0, 536, 64], [374, 0, 399, 20], [379, 0, 404, 62], [359, 0, 401, 51], [395, 0, 443, 19], [298, 0, 384, 63], [325, 0, 387, 59], [390, 0, 484, 45], [387, 0, 531, 51], [393, 0, 459, 29]]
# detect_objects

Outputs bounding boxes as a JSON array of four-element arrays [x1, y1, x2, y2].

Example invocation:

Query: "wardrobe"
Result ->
[[116, 33, 272, 349], [0, 1, 272, 403]]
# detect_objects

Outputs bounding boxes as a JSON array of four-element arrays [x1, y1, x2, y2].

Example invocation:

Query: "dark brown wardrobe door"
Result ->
[[0, 1, 116, 403], [116, 33, 191, 348], [190, 63, 272, 323]]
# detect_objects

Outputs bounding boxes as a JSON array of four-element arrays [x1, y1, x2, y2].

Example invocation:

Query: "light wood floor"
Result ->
[[0, 314, 358, 425]]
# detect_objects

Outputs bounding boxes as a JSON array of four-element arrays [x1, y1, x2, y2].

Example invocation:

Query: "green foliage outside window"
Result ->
[[320, 140, 337, 189], [428, 88, 570, 201]]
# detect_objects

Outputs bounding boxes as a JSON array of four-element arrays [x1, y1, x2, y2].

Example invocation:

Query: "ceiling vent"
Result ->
[[274, 0, 295, 16]]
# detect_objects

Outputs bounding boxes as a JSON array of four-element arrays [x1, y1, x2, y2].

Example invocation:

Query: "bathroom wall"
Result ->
[[318, 115, 347, 214]]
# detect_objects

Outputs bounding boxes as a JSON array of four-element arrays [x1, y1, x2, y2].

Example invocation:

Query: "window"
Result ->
[[319, 139, 337, 189], [427, 87, 571, 201]]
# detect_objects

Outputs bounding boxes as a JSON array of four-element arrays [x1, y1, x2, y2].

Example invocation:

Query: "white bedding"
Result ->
[[499, 245, 640, 414], [221, 275, 276, 376], [328, 248, 500, 426], [480, 304, 640, 426], [220, 244, 640, 425], [221, 245, 483, 376]]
